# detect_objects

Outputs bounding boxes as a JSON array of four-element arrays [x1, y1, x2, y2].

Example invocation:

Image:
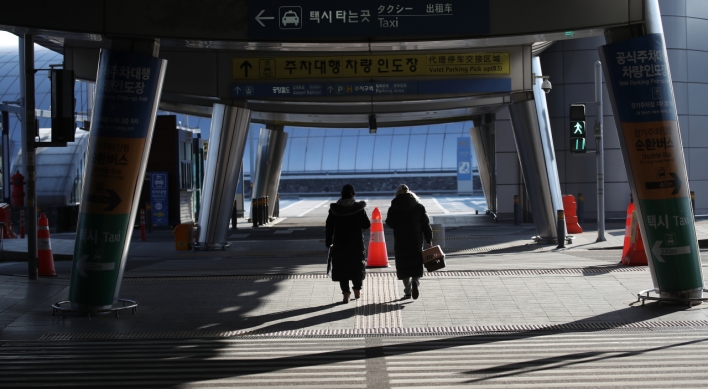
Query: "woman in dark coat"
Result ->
[[385, 184, 432, 300], [325, 184, 371, 303]]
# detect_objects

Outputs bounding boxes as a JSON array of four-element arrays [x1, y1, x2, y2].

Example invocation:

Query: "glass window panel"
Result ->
[[407, 134, 427, 170], [279, 136, 292, 172], [372, 135, 392, 171], [441, 134, 458, 170], [0, 77, 18, 96], [374, 127, 394, 135], [424, 134, 445, 170], [287, 126, 310, 137], [242, 143, 251, 175], [322, 136, 341, 172], [338, 135, 357, 171], [304, 136, 325, 171], [355, 135, 375, 171], [287, 137, 307, 172], [410, 124, 429, 134], [324, 128, 345, 137], [428, 123, 448, 134], [393, 126, 411, 135], [0, 62, 18, 76], [389, 134, 409, 170]]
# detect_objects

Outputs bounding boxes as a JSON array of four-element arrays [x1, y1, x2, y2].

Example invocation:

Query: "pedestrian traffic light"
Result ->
[[569, 103, 586, 153]]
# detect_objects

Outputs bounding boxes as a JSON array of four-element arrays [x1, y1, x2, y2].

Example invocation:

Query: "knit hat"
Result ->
[[341, 184, 356, 198]]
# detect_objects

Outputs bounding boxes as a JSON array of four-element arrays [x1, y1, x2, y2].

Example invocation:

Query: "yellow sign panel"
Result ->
[[83, 137, 147, 215], [622, 120, 687, 200], [232, 53, 510, 80]]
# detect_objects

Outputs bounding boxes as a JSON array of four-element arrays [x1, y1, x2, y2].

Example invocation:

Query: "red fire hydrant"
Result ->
[[11, 170, 25, 207]]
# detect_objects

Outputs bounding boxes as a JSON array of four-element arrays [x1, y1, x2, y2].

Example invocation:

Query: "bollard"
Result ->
[[577, 193, 585, 224], [691, 191, 695, 215], [264, 196, 269, 223], [251, 198, 259, 228], [556, 210, 565, 249], [146, 203, 152, 233], [514, 195, 520, 225], [140, 209, 146, 241], [274, 194, 280, 218], [20, 210, 25, 239]]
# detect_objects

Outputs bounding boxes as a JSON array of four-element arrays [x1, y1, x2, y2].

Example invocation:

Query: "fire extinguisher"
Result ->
[[11, 170, 25, 207]]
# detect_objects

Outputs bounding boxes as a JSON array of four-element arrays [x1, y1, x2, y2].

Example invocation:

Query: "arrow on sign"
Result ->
[[87, 189, 122, 211], [255, 10, 274, 27], [645, 172, 682, 194], [651, 240, 691, 263], [240, 61, 253, 78]]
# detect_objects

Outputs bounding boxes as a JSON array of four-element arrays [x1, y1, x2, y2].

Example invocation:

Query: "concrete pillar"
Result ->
[[508, 86, 564, 242], [69, 40, 167, 310], [194, 104, 250, 250], [599, 0, 703, 299], [469, 113, 496, 213], [251, 125, 288, 219]]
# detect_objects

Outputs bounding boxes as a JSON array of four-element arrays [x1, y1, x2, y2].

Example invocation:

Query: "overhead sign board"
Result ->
[[249, 0, 490, 40], [231, 79, 511, 98], [232, 53, 509, 80]]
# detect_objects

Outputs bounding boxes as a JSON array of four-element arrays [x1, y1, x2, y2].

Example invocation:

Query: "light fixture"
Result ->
[[369, 113, 377, 134], [533, 73, 552, 93]]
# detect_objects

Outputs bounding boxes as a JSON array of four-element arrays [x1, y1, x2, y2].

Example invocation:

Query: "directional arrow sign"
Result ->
[[651, 240, 691, 262], [645, 172, 682, 195], [240, 60, 253, 78], [255, 10, 274, 27], [86, 189, 122, 212]]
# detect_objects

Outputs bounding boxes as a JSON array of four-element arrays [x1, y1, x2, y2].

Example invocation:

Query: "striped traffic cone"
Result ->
[[366, 207, 390, 267], [37, 213, 56, 276], [620, 202, 647, 266]]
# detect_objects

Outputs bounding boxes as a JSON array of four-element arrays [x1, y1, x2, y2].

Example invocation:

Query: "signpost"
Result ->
[[150, 172, 169, 227], [232, 52, 510, 80], [600, 33, 703, 296], [248, 0, 490, 40], [69, 49, 167, 309]]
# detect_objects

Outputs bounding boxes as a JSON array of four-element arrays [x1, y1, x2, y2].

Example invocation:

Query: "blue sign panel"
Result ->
[[150, 172, 169, 227], [232, 79, 510, 98], [457, 137, 472, 181], [249, 0, 490, 40]]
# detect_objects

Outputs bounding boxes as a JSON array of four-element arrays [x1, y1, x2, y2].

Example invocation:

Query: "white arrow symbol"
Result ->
[[651, 240, 692, 263], [235, 86, 241, 94], [255, 10, 274, 27], [76, 254, 116, 276]]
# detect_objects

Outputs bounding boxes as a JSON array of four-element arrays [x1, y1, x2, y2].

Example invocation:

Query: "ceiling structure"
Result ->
[[0, 0, 644, 127]]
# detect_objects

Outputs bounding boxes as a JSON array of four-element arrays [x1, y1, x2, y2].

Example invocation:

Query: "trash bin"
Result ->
[[173, 223, 194, 251]]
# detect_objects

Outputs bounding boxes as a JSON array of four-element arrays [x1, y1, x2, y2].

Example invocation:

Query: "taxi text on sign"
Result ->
[[600, 34, 703, 294], [232, 53, 510, 80], [69, 49, 167, 307]]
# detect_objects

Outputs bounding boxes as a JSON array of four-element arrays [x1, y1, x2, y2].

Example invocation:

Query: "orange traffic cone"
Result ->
[[366, 207, 390, 267], [621, 202, 648, 266], [563, 195, 583, 234], [37, 213, 56, 276]]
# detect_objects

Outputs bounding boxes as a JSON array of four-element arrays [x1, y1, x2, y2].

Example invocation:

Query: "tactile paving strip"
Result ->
[[355, 276, 402, 330], [124, 266, 648, 282], [38, 320, 708, 341]]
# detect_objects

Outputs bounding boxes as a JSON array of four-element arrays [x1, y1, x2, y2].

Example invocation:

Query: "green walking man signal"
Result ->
[[569, 103, 586, 153]]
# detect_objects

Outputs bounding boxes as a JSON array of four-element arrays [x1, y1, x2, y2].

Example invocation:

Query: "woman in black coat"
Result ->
[[385, 184, 432, 300], [325, 184, 371, 303]]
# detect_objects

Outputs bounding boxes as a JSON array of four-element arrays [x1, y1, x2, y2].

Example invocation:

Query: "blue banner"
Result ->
[[150, 172, 169, 226], [457, 137, 472, 181], [249, 0, 489, 40]]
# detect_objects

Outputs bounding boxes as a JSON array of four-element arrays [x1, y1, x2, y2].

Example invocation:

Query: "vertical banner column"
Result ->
[[456, 137, 473, 194], [69, 49, 167, 309], [600, 34, 703, 298]]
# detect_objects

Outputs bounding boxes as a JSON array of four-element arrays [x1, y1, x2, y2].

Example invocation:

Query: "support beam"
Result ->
[[195, 104, 250, 250], [469, 113, 496, 214], [251, 125, 288, 220]]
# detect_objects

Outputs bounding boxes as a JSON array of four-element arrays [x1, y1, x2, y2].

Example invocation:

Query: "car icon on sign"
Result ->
[[282, 11, 299, 26]]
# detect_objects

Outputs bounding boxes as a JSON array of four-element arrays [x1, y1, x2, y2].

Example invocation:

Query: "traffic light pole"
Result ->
[[595, 61, 606, 242]]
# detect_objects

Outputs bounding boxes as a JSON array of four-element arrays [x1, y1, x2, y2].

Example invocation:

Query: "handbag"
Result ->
[[422, 245, 446, 272]]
